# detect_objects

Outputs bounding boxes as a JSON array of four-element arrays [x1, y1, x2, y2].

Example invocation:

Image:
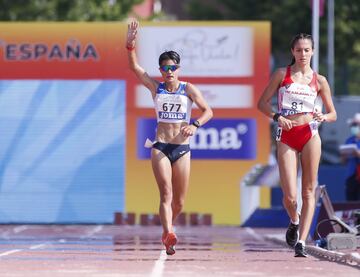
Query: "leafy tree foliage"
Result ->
[[186, 0, 360, 95], [0, 0, 144, 21]]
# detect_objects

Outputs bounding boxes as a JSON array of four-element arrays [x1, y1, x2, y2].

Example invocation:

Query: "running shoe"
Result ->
[[294, 242, 308, 257], [163, 232, 177, 255], [286, 222, 299, 247]]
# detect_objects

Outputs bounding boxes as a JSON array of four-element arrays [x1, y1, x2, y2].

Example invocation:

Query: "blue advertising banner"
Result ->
[[0, 80, 126, 223], [137, 118, 257, 160]]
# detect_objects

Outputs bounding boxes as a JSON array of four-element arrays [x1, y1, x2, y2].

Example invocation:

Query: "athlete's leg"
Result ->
[[299, 134, 321, 242], [171, 152, 191, 223], [277, 142, 300, 223], [151, 148, 173, 234]]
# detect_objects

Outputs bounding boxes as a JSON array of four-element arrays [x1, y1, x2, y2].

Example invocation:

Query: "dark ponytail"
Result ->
[[289, 57, 296, 66]]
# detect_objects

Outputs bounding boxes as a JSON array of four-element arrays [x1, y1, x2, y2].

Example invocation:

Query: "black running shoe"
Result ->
[[286, 222, 299, 247], [294, 242, 308, 257]]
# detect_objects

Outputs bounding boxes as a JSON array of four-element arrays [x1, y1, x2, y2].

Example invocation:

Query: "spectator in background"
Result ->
[[340, 113, 360, 201]]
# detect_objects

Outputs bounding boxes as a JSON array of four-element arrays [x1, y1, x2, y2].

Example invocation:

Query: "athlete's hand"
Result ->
[[181, 124, 197, 138], [313, 111, 327, 122], [126, 19, 138, 48], [278, 116, 296, 131]]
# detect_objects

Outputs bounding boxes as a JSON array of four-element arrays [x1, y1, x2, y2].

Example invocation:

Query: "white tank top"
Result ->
[[154, 82, 193, 123], [278, 66, 319, 116]]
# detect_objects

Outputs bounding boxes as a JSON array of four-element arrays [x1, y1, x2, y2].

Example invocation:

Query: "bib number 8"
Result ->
[[291, 101, 303, 111]]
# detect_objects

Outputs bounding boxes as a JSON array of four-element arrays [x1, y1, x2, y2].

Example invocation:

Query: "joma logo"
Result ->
[[190, 124, 248, 150]]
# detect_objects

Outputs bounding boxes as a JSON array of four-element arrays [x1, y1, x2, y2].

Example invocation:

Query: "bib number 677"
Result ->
[[162, 103, 181, 112]]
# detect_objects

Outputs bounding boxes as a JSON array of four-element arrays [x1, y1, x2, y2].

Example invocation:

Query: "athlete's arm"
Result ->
[[187, 83, 213, 126], [257, 68, 294, 130], [314, 74, 337, 122], [257, 68, 284, 119], [126, 19, 158, 97], [180, 83, 213, 137]]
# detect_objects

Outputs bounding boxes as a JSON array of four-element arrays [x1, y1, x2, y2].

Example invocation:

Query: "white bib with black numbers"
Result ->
[[154, 82, 193, 123], [278, 83, 318, 116]]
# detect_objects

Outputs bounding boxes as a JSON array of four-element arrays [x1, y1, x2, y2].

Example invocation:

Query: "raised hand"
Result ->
[[127, 19, 139, 49]]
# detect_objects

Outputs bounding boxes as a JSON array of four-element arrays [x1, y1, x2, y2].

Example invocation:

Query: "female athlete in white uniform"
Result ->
[[126, 19, 213, 255], [258, 33, 337, 257]]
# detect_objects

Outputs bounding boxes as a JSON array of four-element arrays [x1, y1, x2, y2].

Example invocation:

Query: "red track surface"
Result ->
[[0, 225, 358, 276]]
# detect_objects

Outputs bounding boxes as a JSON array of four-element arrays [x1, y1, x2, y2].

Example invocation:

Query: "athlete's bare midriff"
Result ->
[[156, 122, 190, 144], [284, 113, 316, 126]]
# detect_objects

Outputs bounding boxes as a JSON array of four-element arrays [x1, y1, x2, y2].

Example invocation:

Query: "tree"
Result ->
[[331, 1, 360, 95], [185, 0, 360, 95], [0, 0, 144, 21]]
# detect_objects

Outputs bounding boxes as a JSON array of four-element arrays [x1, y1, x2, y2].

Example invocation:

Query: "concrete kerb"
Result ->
[[265, 233, 360, 268]]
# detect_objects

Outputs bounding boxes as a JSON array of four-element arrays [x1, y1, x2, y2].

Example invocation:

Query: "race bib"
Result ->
[[155, 93, 189, 122], [158, 102, 186, 120], [280, 83, 317, 116]]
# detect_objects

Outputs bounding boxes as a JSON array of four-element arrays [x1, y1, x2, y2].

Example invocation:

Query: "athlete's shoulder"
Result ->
[[184, 82, 200, 99], [277, 67, 288, 74], [273, 67, 287, 78], [179, 81, 188, 88], [270, 67, 287, 84], [316, 73, 328, 83], [184, 81, 195, 91], [315, 73, 330, 91]]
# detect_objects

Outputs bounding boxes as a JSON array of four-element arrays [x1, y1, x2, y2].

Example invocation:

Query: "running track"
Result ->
[[0, 225, 358, 276]]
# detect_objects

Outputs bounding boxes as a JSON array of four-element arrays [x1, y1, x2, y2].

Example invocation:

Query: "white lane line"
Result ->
[[0, 225, 28, 240], [150, 250, 167, 277], [0, 225, 103, 259], [81, 225, 104, 239], [13, 225, 28, 234], [29, 243, 47, 250], [0, 243, 48, 257], [0, 243, 49, 257], [244, 227, 263, 241], [0, 249, 22, 257]]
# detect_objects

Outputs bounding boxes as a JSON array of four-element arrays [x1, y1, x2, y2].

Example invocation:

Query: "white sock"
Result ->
[[298, 240, 305, 246], [291, 218, 299, 225]]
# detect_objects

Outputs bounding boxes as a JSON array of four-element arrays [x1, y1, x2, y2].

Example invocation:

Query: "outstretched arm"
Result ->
[[126, 19, 158, 97]]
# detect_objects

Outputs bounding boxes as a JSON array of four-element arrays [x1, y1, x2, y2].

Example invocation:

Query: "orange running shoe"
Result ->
[[163, 232, 177, 255]]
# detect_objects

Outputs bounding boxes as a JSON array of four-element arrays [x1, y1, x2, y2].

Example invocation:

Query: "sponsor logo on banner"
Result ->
[[137, 118, 257, 159], [138, 26, 253, 77], [0, 40, 99, 61]]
